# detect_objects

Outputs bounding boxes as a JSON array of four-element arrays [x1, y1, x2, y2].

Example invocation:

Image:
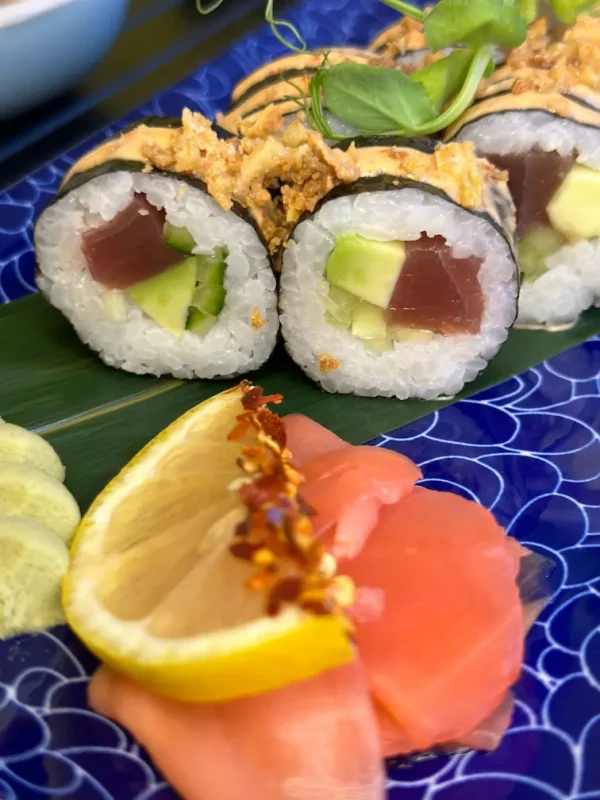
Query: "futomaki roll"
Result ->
[[279, 138, 519, 400], [34, 113, 278, 379], [370, 16, 434, 67], [221, 49, 393, 136], [447, 16, 600, 328], [369, 16, 505, 69]]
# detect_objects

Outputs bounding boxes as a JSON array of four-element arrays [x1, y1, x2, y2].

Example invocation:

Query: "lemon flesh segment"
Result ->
[[0, 462, 80, 544], [64, 386, 354, 702], [0, 423, 65, 482], [0, 515, 69, 638]]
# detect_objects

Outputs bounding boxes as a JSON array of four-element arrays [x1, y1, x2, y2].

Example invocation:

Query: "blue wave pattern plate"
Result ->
[[0, 0, 599, 797]]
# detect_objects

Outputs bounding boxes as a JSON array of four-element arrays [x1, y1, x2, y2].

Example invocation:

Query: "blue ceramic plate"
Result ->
[[1, 1, 600, 798]]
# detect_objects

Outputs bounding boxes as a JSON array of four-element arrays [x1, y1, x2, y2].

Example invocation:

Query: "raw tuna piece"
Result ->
[[339, 487, 524, 754], [386, 235, 484, 335], [89, 661, 386, 800], [81, 193, 182, 289], [490, 150, 575, 238]]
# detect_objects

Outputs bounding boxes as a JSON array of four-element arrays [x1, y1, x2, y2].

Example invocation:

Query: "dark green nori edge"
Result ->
[[555, 92, 600, 114], [43, 155, 271, 266], [454, 107, 600, 138], [334, 136, 516, 250], [469, 87, 600, 115], [334, 135, 437, 154], [468, 89, 513, 109], [67, 116, 233, 170], [294, 174, 518, 270], [239, 95, 304, 120], [82, 116, 184, 154], [230, 66, 321, 112]]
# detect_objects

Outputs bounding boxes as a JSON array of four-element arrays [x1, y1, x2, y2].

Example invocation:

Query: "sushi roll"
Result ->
[[370, 15, 434, 67], [279, 137, 519, 400], [369, 14, 505, 69], [34, 114, 278, 379], [447, 16, 600, 328], [221, 49, 393, 136]]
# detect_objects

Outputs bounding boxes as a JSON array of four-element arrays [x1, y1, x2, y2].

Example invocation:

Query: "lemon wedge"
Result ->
[[63, 385, 353, 702], [0, 422, 65, 482], [0, 462, 80, 543], [0, 516, 69, 638]]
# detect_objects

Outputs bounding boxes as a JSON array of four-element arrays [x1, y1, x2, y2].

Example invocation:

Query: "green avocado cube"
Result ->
[[547, 164, 600, 240], [351, 302, 389, 340], [325, 233, 405, 309], [128, 257, 197, 338]]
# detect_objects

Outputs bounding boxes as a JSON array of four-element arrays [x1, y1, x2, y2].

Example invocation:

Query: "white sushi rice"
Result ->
[[280, 189, 518, 400], [454, 112, 600, 326], [35, 172, 278, 379], [455, 111, 600, 169]]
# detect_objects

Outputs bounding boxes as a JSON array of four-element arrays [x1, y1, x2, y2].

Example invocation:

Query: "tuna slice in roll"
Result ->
[[278, 137, 519, 400], [447, 16, 600, 328], [34, 114, 278, 379]]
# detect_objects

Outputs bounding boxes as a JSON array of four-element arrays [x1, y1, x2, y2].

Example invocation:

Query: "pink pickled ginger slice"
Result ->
[[89, 662, 385, 800], [341, 487, 525, 754]]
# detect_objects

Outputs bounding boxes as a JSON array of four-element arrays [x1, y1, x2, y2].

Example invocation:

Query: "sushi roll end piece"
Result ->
[[447, 16, 600, 328], [35, 112, 278, 380]]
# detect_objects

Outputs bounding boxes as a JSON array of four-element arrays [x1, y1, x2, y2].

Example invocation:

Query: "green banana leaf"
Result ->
[[2, 293, 600, 511]]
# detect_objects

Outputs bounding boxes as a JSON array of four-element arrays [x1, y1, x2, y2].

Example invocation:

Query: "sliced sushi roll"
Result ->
[[447, 16, 600, 328], [369, 15, 505, 69], [370, 15, 436, 67], [35, 115, 278, 379], [279, 138, 519, 400], [221, 49, 393, 137]]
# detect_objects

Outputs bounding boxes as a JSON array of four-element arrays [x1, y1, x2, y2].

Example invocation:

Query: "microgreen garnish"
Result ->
[[199, 0, 598, 139], [377, 0, 427, 21], [424, 0, 527, 51], [549, 0, 599, 21], [515, 0, 539, 23], [411, 49, 474, 114], [196, 0, 225, 12], [265, 0, 306, 53], [321, 62, 436, 134]]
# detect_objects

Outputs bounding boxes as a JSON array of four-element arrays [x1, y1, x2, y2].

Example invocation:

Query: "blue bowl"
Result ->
[[0, 0, 128, 119]]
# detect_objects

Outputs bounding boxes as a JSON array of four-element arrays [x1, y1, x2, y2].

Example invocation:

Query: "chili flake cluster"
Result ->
[[226, 381, 355, 620]]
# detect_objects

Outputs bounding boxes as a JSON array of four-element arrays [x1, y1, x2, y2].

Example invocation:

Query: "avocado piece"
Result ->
[[164, 224, 196, 255], [326, 233, 406, 309], [186, 309, 218, 336], [351, 303, 389, 340], [190, 284, 226, 317], [364, 337, 393, 353], [547, 164, 600, 240], [324, 286, 361, 327], [518, 225, 564, 282], [390, 326, 435, 343], [102, 290, 127, 322], [129, 258, 197, 337], [325, 311, 350, 330]]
